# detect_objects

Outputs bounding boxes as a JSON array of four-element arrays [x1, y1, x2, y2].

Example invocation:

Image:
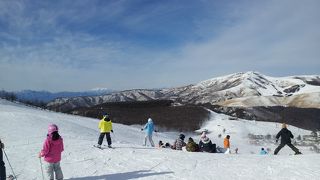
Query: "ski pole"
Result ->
[[39, 157, 45, 180], [3, 149, 17, 180]]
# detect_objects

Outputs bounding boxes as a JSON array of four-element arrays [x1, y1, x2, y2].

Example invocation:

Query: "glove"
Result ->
[[141, 128, 144, 131], [154, 130, 158, 133], [275, 139, 278, 143], [111, 130, 114, 133]]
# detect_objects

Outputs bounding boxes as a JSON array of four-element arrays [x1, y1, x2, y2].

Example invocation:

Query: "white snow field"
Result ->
[[1, 99, 320, 180]]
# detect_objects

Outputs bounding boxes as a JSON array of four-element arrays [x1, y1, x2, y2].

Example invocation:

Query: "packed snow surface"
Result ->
[[1, 99, 320, 180]]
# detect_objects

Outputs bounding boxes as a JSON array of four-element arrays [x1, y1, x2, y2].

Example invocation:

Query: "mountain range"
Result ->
[[47, 71, 320, 111]]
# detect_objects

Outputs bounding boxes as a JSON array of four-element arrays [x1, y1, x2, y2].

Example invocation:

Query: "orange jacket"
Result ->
[[224, 138, 230, 148]]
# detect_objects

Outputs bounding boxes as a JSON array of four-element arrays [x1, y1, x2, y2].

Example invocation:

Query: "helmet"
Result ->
[[148, 118, 152, 122], [179, 134, 185, 140], [48, 124, 58, 134], [103, 113, 109, 117]]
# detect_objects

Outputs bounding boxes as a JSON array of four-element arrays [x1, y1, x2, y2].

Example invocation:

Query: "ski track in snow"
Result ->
[[1, 99, 320, 180]]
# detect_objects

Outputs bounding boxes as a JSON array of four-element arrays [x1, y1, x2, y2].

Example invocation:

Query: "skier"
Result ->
[[39, 124, 64, 180], [274, 123, 302, 155], [172, 134, 186, 150], [141, 118, 155, 147], [199, 132, 215, 153], [186, 137, 199, 152], [97, 113, 113, 148], [223, 135, 231, 154], [0, 139, 6, 180], [260, 147, 268, 155]]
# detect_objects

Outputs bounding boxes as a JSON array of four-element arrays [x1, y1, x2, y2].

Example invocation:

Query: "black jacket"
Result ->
[[199, 139, 214, 153], [276, 128, 294, 144]]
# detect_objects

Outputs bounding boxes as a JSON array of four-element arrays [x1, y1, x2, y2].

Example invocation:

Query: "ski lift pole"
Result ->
[[3, 149, 17, 180]]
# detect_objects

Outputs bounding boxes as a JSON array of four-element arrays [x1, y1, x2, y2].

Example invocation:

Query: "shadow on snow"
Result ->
[[66, 170, 174, 180]]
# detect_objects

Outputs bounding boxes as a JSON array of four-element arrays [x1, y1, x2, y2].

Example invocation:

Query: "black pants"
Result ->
[[98, 132, 112, 146], [0, 148, 6, 180], [274, 143, 300, 155]]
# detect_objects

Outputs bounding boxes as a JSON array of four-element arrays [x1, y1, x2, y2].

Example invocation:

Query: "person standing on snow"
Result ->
[[0, 139, 6, 180], [39, 124, 64, 180], [274, 123, 302, 155], [97, 113, 113, 148], [141, 118, 155, 147]]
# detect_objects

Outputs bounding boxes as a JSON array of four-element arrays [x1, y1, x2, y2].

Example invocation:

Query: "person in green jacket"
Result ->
[[186, 137, 199, 152], [97, 113, 113, 148]]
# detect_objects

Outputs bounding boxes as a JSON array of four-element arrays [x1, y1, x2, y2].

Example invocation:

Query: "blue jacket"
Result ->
[[260, 150, 268, 155], [143, 121, 154, 135]]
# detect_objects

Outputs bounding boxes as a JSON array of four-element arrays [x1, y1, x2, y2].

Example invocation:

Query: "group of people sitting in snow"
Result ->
[[0, 113, 302, 180], [156, 131, 233, 154]]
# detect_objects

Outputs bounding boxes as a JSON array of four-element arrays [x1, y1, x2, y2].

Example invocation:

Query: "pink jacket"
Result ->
[[40, 135, 64, 163]]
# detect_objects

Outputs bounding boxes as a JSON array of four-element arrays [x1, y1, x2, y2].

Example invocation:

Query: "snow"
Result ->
[[1, 99, 320, 179]]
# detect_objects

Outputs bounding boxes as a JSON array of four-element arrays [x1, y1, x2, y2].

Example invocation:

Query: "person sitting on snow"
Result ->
[[199, 132, 215, 153], [172, 134, 186, 150], [0, 139, 6, 180], [223, 135, 231, 154], [186, 137, 199, 152], [260, 147, 268, 155]]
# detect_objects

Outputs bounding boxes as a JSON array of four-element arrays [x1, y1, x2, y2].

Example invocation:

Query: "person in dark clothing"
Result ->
[[0, 139, 6, 180], [199, 132, 216, 153], [186, 137, 199, 152], [274, 123, 302, 155], [172, 134, 186, 150]]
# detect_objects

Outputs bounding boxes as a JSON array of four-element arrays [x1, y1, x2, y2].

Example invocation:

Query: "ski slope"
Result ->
[[1, 99, 320, 180]]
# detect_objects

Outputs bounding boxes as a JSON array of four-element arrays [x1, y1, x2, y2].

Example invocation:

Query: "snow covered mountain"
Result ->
[[47, 72, 320, 112], [15, 89, 114, 103], [1, 99, 319, 179]]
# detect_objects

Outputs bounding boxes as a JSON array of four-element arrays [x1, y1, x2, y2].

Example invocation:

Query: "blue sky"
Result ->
[[0, 0, 319, 92]]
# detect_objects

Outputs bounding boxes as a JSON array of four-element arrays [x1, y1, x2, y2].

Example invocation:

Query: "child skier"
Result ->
[[0, 139, 6, 180], [39, 124, 64, 180], [224, 135, 231, 154], [97, 113, 113, 148], [141, 118, 155, 147]]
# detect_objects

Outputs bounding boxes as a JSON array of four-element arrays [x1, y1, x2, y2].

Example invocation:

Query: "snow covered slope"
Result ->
[[1, 99, 320, 179], [47, 72, 320, 111]]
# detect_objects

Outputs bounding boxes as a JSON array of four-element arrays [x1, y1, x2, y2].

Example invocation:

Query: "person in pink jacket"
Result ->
[[39, 124, 64, 180]]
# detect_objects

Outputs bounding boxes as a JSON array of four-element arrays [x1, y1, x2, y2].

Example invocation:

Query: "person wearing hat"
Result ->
[[0, 139, 6, 180], [274, 123, 302, 155], [39, 124, 64, 180], [141, 118, 155, 147], [223, 135, 231, 154], [172, 134, 186, 150], [97, 113, 114, 148], [199, 132, 215, 153]]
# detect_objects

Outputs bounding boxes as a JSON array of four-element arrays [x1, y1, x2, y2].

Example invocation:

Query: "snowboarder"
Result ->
[[260, 147, 268, 155], [141, 118, 155, 147], [39, 124, 64, 180], [172, 134, 186, 150], [97, 113, 114, 148], [224, 135, 231, 154], [0, 139, 6, 180], [199, 132, 215, 153], [274, 123, 302, 155], [186, 137, 199, 152]]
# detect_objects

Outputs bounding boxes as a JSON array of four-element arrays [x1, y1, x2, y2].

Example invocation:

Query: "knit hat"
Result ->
[[48, 124, 58, 134], [148, 118, 152, 122], [201, 131, 207, 139]]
